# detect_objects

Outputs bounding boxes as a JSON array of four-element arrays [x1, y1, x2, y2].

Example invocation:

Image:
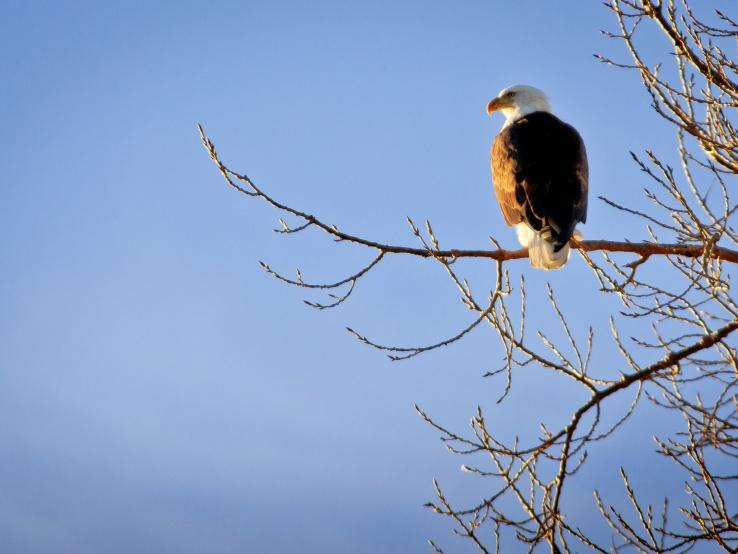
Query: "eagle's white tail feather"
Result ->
[[515, 223, 573, 270], [528, 235, 569, 270]]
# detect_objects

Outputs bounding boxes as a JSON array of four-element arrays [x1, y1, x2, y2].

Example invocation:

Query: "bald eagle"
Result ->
[[487, 85, 588, 269]]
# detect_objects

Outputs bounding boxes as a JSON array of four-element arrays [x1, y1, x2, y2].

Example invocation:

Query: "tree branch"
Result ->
[[198, 125, 738, 266]]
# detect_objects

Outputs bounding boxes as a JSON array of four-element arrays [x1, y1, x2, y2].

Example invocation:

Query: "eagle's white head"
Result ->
[[486, 85, 552, 128]]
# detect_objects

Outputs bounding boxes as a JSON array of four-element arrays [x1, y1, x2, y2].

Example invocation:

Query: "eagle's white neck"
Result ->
[[500, 98, 552, 129]]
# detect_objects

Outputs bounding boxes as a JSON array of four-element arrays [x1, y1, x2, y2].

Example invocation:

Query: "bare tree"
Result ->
[[200, 1, 738, 551]]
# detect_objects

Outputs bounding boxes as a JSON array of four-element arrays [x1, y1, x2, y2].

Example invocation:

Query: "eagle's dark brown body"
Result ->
[[492, 111, 588, 251]]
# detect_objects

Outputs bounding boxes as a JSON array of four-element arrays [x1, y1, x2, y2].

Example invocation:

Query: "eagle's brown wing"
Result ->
[[491, 129, 524, 227]]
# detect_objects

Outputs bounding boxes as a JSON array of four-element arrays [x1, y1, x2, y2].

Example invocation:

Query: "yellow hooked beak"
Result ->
[[486, 97, 512, 115]]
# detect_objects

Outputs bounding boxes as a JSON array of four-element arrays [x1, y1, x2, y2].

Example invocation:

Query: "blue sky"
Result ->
[[0, 1, 715, 552]]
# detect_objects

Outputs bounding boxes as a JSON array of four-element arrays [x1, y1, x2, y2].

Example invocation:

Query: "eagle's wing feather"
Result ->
[[575, 137, 588, 224], [491, 130, 524, 226]]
